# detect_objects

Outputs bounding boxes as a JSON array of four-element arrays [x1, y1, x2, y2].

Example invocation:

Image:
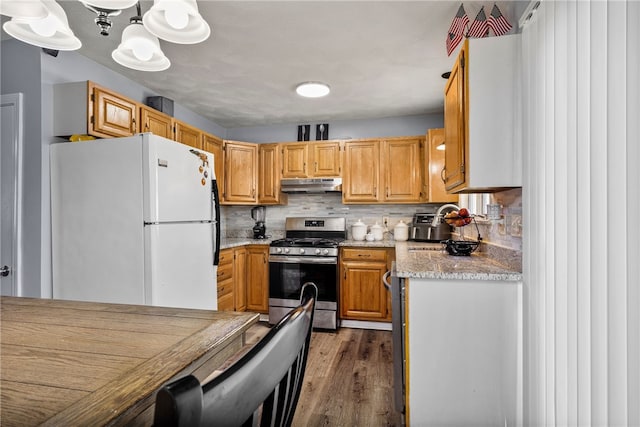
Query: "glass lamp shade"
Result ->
[[80, 0, 139, 10], [2, 0, 81, 50], [112, 23, 170, 72], [142, 0, 210, 44], [0, 1, 48, 19]]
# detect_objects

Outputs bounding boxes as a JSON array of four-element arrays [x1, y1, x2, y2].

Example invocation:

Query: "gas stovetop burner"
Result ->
[[270, 237, 343, 248]]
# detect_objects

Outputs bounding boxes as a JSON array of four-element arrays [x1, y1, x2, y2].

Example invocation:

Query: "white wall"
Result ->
[[521, 1, 639, 425]]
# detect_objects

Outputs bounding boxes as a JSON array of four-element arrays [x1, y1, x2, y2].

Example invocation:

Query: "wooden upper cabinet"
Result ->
[[382, 137, 423, 202], [342, 140, 380, 203], [174, 119, 202, 149], [203, 132, 224, 197], [281, 141, 341, 178], [444, 44, 466, 192], [425, 129, 459, 203], [443, 35, 521, 193], [281, 144, 308, 178], [312, 141, 341, 177], [259, 143, 285, 205], [223, 140, 258, 204], [90, 83, 138, 138], [139, 105, 172, 138]]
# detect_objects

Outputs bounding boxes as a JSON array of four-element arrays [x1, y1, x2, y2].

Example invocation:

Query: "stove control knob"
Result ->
[[323, 249, 329, 255], [276, 248, 282, 254], [315, 249, 321, 255], [299, 248, 305, 254], [284, 248, 290, 254]]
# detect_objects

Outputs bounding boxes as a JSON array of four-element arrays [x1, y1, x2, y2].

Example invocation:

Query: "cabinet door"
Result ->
[[246, 245, 269, 313], [91, 84, 138, 138], [312, 142, 341, 177], [234, 247, 247, 312], [140, 106, 172, 139], [340, 260, 389, 321], [281, 144, 308, 178], [202, 133, 224, 198], [223, 141, 258, 204], [426, 129, 459, 203], [174, 120, 202, 149], [382, 137, 422, 202], [444, 42, 467, 192], [259, 144, 283, 205], [342, 140, 380, 203]]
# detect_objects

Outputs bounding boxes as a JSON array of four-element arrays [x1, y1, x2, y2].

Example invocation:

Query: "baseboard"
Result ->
[[340, 320, 392, 331]]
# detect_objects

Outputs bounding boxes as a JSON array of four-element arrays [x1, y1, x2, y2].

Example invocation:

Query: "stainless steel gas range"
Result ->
[[268, 217, 346, 330]]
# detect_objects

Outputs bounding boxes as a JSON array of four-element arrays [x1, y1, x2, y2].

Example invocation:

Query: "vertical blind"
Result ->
[[521, 0, 639, 426]]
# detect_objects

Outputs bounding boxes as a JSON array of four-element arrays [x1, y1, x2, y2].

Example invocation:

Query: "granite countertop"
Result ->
[[339, 239, 397, 248], [220, 237, 275, 249], [394, 241, 522, 282]]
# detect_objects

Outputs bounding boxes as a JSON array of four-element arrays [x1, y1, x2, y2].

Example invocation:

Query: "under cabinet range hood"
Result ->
[[280, 177, 342, 193]]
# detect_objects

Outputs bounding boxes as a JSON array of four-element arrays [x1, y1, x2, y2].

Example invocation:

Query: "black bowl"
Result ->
[[442, 239, 480, 256]]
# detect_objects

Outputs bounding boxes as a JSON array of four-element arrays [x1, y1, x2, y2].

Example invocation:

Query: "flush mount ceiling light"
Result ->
[[296, 82, 331, 98], [2, 0, 81, 51], [0, 0, 211, 71]]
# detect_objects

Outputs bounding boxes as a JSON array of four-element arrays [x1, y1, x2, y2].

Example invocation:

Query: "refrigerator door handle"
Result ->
[[212, 179, 221, 266]]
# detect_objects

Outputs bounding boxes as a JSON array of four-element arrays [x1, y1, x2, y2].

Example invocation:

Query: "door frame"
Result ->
[[1, 93, 24, 296]]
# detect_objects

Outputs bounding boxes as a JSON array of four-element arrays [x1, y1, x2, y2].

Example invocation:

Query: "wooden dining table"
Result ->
[[0, 296, 259, 426]]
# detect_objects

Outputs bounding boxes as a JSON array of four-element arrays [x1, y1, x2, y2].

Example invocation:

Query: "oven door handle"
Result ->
[[269, 255, 337, 264]]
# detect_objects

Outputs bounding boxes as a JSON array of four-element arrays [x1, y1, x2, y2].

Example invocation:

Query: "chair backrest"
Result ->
[[154, 282, 317, 427]]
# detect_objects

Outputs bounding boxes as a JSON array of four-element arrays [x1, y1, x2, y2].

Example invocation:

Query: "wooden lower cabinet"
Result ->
[[339, 247, 391, 321], [233, 247, 247, 312], [246, 245, 269, 313], [216, 248, 234, 311]]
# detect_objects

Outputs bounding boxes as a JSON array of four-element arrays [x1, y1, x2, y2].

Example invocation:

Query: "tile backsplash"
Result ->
[[221, 193, 442, 240], [221, 188, 523, 251]]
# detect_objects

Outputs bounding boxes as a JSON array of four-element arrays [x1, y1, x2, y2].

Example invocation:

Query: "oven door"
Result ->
[[268, 255, 338, 303]]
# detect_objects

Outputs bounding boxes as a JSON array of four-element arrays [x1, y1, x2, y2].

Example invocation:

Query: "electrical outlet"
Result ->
[[382, 216, 390, 228]]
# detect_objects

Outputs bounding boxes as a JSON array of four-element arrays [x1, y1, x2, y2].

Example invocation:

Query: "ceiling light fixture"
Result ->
[[296, 82, 331, 98], [112, 4, 170, 72], [0, 0, 211, 71], [2, 0, 81, 51]]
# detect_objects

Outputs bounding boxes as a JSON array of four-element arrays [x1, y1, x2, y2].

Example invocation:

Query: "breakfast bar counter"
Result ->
[[0, 296, 259, 426]]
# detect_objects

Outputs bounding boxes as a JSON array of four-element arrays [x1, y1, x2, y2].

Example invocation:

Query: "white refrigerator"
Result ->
[[50, 133, 220, 310]]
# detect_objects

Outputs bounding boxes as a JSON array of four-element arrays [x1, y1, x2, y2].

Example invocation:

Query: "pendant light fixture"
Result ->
[[1, 0, 211, 71], [2, 0, 81, 51], [112, 5, 170, 72], [142, 0, 210, 44]]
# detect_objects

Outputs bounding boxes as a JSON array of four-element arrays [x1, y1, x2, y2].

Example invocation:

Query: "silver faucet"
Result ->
[[431, 204, 460, 227]]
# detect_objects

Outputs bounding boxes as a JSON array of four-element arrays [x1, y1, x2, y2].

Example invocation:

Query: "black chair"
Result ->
[[153, 282, 317, 427]]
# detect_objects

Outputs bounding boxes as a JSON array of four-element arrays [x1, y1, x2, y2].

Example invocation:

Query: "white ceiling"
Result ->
[[40, 1, 523, 128]]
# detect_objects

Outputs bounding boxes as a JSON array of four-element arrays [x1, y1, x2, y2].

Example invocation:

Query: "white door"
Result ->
[[1, 94, 23, 296], [144, 135, 214, 223], [145, 222, 217, 310]]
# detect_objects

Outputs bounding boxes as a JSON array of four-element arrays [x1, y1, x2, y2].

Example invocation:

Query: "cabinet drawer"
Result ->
[[217, 278, 233, 297], [341, 248, 387, 262], [217, 292, 234, 311], [217, 263, 233, 281], [218, 249, 233, 265]]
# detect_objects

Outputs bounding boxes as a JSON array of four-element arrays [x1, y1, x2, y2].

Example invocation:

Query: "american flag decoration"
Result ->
[[467, 6, 489, 38], [487, 3, 512, 36], [446, 4, 469, 56]]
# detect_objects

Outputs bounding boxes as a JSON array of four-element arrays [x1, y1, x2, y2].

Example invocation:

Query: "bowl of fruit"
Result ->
[[440, 208, 482, 256]]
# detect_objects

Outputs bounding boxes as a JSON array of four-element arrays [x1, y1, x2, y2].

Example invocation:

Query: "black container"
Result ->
[[442, 239, 480, 256], [146, 96, 174, 116]]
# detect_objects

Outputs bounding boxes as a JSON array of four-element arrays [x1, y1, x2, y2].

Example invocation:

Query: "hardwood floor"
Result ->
[[241, 323, 404, 427]]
